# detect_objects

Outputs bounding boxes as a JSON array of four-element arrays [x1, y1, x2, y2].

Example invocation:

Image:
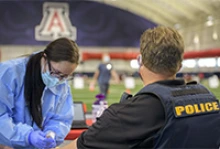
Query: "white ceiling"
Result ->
[[94, 0, 220, 28]]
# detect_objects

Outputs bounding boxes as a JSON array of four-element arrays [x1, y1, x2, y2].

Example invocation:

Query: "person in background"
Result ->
[[0, 37, 79, 149], [90, 53, 119, 99], [61, 26, 220, 149]]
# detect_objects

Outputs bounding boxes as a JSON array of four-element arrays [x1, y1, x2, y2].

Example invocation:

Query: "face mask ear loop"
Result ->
[[41, 54, 47, 74]]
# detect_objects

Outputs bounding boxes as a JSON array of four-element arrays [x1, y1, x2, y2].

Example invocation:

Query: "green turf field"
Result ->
[[70, 78, 220, 112]]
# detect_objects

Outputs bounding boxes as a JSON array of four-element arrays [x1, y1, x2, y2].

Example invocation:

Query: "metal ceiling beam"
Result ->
[[94, 0, 173, 26], [161, 0, 196, 21], [185, 0, 214, 15], [129, 0, 178, 24]]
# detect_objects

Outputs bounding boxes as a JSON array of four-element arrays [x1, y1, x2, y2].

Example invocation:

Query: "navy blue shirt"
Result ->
[[97, 63, 112, 84]]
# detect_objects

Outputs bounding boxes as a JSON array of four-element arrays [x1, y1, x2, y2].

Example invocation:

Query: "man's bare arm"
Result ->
[[60, 138, 78, 149]]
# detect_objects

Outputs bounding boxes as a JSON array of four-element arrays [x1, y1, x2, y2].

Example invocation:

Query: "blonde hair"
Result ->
[[140, 26, 184, 76]]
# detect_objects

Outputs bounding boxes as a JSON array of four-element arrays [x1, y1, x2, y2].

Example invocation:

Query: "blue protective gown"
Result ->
[[0, 56, 74, 148]]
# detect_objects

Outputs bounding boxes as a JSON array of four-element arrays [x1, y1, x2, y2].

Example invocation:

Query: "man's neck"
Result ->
[[142, 67, 176, 86]]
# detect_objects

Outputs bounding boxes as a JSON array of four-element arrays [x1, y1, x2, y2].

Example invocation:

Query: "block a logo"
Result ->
[[35, 2, 77, 41]]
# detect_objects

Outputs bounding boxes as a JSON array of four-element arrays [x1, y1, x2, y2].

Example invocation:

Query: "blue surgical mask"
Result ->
[[41, 71, 60, 88], [41, 64, 64, 88], [103, 56, 110, 63]]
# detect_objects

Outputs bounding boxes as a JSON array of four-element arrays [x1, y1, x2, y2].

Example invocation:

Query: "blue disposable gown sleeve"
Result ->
[[0, 68, 33, 148], [43, 88, 74, 146]]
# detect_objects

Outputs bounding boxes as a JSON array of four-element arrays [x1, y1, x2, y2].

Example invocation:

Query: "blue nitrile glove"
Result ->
[[28, 130, 47, 148], [44, 137, 56, 149]]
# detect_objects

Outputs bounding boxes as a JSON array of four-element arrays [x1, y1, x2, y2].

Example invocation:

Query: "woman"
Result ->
[[0, 38, 79, 148]]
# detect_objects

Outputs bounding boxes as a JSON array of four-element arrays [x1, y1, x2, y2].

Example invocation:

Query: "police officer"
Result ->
[[61, 26, 220, 149]]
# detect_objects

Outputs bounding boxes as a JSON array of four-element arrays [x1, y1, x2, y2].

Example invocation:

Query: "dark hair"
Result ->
[[44, 37, 79, 63], [24, 38, 79, 129]]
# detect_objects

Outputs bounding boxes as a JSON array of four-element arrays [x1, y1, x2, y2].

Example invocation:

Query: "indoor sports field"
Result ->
[[70, 79, 220, 112]]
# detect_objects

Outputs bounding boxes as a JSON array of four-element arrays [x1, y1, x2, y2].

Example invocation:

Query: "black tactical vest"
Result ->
[[135, 80, 220, 148]]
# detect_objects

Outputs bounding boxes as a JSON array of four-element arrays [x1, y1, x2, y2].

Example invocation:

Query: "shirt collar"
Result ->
[[153, 79, 186, 86]]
